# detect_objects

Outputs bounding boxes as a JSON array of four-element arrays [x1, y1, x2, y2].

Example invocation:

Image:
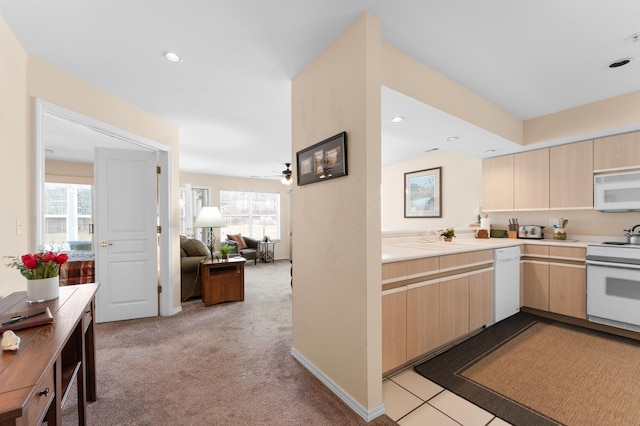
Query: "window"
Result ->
[[219, 190, 280, 240], [179, 185, 210, 242], [44, 183, 92, 247]]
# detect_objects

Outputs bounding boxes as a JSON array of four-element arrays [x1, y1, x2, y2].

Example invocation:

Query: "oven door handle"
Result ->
[[587, 260, 640, 270]]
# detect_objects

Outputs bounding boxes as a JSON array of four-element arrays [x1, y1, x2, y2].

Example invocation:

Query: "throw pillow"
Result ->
[[227, 234, 248, 250], [181, 238, 209, 257]]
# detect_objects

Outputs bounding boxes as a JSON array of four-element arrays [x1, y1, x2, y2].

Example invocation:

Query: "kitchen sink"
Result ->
[[396, 241, 477, 251]]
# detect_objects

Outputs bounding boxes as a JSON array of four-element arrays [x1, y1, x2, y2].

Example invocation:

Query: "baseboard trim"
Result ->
[[290, 347, 386, 422], [171, 305, 182, 315]]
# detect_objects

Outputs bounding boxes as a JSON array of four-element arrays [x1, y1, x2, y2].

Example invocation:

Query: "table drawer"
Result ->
[[22, 363, 55, 425], [82, 301, 93, 332]]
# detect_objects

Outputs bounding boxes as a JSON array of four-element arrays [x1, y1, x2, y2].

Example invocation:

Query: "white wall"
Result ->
[[382, 151, 482, 232]]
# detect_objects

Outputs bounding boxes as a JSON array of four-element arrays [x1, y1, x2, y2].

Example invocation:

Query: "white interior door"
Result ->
[[94, 147, 158, 323]]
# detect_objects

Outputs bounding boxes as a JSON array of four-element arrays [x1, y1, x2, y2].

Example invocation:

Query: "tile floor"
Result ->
[[383, 368, 512, 426]]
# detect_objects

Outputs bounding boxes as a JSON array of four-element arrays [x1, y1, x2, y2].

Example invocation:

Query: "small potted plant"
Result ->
[[440, 227, 456, 242], [218, 244, 234, 261]]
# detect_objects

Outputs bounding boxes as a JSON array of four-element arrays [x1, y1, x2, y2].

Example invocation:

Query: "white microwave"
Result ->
[[594, 171, 640, 212]]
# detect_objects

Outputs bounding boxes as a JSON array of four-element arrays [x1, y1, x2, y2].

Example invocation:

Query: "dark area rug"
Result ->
[[414, 312, 640, 426]]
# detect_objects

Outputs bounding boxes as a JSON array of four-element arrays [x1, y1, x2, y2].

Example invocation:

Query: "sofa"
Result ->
[[180, 235, 209, 300], [225, 234, 258, 265]]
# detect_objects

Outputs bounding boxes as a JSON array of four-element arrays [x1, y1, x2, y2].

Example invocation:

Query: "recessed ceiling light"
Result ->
[[425, 148, 439, 153], [609, 58, 632, 68], [390, 116, 404, 123], [163, 51, 182, 64], [485, 149, 496, 154], [446, 136, 458, 142]]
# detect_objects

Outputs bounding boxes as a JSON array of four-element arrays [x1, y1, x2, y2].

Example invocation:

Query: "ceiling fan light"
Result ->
[[281, 176, 292, 185]]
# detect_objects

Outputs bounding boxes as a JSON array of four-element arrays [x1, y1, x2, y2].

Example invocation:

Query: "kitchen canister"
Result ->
[[552, 218, 568, 240], [553, 228, 567, 240]]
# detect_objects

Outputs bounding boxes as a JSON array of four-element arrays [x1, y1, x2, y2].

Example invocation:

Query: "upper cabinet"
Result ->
[[482, 155, 513, 211], [593, 132, 640, 171], [549, 140, 593, 209], [514, 149, 549, 210], [483, 131, 640, 212]]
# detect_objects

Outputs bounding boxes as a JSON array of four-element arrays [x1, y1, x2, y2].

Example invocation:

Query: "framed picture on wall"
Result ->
[[404, 167, 442, 218], [296, 132, 347, 185]]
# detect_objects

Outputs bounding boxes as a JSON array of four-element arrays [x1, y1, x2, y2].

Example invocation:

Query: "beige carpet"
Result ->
[[61, 260, 396, 425], [461, 322, 640, 425]]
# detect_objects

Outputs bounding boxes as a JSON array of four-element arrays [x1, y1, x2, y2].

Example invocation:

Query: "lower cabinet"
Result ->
[[469, 269, 494, 330], [383, 267, 494, 374], [523, 261, 550, 311], [549, 264, 586, 319], [406, 280, 440, 360], [382, 287, 407, 373], [439, 276, 469, 345], [522, 245, 586, 319]]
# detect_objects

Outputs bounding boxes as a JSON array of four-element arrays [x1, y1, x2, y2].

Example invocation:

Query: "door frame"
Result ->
[[34, 99, 175, 317]]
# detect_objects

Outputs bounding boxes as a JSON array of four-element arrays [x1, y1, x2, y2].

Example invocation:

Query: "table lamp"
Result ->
[[193, 207, 227, 258]]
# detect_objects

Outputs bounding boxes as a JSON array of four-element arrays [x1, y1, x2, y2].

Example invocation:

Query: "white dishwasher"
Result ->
[[493, 246, 521, 323]]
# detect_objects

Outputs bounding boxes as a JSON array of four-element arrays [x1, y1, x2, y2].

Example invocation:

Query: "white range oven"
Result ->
[[586, 242, 640, 332]]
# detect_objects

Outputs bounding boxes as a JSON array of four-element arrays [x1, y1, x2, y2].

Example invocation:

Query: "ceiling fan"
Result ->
[[254, 162, 292, 185], [280, 163, 292, 185]]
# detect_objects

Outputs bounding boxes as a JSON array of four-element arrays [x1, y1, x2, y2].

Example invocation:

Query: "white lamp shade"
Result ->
[[193, 207, 227, 228]]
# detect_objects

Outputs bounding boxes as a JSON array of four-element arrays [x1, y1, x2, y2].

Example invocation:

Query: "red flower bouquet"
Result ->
[[5, 251, 69, 280]]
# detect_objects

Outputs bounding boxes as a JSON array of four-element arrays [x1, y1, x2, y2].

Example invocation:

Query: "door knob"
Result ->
[[100, 241, 113, 247]]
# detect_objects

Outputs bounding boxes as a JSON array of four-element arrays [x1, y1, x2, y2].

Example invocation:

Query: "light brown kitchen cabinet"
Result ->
[[439, 276, 469, 344], [406, 257, 439, 277], [514, 149, 550, 210], [482, 154, 514, 211], [550, 141, 593, 209], [382, 262, 408, 282], [523, 261, 549, 310], [549, 246, 586, 260], [406, 281, 440, 360], [522, 245, 586, 319], [382, 250, 493, 373], [469, 269, 494, 330], [382, 288, 407, 373], [520, 261, 524, 307], [593, 131, 640, 171], [549, 264, 586, 319]]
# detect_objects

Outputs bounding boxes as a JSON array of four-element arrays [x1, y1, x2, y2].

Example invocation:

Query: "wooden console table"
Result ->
[[0, 283, 99, 425], [201, 257, 245, 306]]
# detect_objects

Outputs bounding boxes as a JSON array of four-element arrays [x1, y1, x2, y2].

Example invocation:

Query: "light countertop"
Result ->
[[381, 234, 607, 264]]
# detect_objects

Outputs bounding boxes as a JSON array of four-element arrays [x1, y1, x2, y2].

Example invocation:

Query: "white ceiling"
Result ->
[[2, 1, 639, 178]]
